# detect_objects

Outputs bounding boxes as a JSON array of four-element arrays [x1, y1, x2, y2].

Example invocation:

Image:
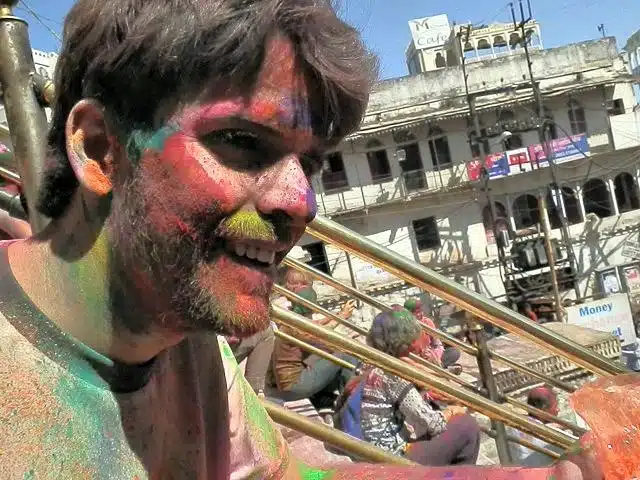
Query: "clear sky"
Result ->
[[15, 0, 640, 80]]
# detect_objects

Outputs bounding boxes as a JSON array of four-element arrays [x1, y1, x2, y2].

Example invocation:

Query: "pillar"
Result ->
[[505, 194, 517, 232], [575, 186, 587, 221], [607, 178, 620, 216]]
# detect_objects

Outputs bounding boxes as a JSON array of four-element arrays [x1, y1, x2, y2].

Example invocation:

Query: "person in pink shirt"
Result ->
[[404, 297, 462, 374]]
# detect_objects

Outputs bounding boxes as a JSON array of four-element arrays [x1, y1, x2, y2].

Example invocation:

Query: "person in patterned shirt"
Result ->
[[361, 307, 481, 465], [0, 0, 608, 478]]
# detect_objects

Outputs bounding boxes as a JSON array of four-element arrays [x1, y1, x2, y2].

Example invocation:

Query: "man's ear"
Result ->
[[65, 99, 118, 197]]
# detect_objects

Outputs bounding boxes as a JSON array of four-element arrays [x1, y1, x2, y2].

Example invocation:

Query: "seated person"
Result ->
[[508, 385, 568, 466], [227, 267, 313, 395], [359, 308, 481, 466], [272, 286, 357, 407], [404, 298, 462, 374], [227, 326, 275, 395]]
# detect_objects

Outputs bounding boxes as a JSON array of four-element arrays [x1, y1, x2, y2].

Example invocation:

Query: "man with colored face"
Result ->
[[0, 0, 605, 479]]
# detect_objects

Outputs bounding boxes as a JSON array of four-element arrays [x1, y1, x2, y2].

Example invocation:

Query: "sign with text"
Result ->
[[527, 133, 590, 167], [622, 239, 640, 260], [467, 153, 509, 181], [567, 294, 635, 347], [408, 14, 452, 49]]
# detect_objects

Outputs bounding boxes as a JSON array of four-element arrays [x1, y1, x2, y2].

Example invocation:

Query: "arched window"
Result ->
[[614, 172, 640, 213], [568, 99, 588, 135], [509, 32, 522, 49], [526, 28, 541, 47], [427, 126, 452, 170], [583, 179, 613, 218], [561, 187, 583, 224], [493, 35, 509, 55], [513, 194, 540, 229], [463, 41, 476, 61], [477, 39, 491, 54]]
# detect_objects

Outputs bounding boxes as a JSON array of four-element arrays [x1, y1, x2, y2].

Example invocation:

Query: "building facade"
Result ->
[[304, 36, 640, 320], [625, 29, 640, 105], [406, 14, 542, 75]]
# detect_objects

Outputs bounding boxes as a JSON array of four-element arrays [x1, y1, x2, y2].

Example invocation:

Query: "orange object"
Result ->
[[570, 373, 640, 480]]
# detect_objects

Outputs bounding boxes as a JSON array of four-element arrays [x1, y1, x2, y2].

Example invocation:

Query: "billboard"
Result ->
[[566, 293, 635, 347], [527, 133, 590, 167], [466, 153, 509, 181], [408, 14, 452, 49]]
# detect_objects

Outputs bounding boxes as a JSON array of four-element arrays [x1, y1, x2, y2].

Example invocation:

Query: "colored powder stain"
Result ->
[[126, 125, 178, 164], [48, 373, 118, 477], [23, 469, 35, 480], [67, 229, 113, 345], [240, 365, 281, 459], [298, 463, 330, 480], [82, 160, 112, 196], [225, 210, 276, 242], [305, 188, 317, 222]]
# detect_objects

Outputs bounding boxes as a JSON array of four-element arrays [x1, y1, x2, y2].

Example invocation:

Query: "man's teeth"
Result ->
[[233, 243, 276, 265]]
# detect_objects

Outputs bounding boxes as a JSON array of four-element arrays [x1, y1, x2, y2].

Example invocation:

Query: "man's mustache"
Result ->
[[215, 210, 277, 243]]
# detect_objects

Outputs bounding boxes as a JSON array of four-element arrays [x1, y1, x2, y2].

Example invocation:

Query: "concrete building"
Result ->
[[406, 14, 542, 75], [624, 29, 640, 105], [304, 36, 640, 323]]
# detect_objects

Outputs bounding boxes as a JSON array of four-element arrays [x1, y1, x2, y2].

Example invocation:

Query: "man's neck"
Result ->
[[7, 223, 184, 365]]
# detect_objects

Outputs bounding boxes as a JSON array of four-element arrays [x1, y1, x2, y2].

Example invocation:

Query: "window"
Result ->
[[568, 99, 588, 135], [513, 194, 540, 230], [398, 143, 426, 191], [543, 107, 558, 139], [561, 187, 583, 225], [583, 179, 613, 218], [427, 126, 452, 170], [435, 52, 446, 68], [412, 217, 441, 251], [497, 110, 523, 149], [365, 139, 392, 182], [493, 35, 509, 55], [607, 99, 625, 116], [614, 172, 640, 213], [509, 32, 522, 49], [302, 242, 330, 274], [321, 152, 348, 191]]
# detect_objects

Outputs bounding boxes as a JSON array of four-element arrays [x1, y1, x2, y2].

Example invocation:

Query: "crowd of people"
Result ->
[[230, 265, 568, 468]]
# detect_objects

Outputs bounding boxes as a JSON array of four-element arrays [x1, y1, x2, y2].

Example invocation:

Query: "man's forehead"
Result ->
[[178, 35, 313, 137]]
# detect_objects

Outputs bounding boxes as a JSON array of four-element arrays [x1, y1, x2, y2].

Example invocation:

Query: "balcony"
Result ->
[[315, 163, 472, 217]]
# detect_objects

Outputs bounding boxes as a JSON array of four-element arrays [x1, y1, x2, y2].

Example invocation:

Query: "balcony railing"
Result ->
[[315, 164, 471, 216]]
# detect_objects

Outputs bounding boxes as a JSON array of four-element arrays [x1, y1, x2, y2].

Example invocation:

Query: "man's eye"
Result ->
[[202, 129, 262, 152]]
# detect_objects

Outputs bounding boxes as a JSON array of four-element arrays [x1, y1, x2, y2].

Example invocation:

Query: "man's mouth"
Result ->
[[224, 240, 288, 270]]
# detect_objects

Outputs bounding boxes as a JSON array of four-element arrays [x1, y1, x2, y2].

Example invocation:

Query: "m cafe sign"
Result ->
[[408, 14, 452, 49]]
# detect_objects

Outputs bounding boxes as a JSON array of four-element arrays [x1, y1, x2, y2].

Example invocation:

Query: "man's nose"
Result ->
[[254, 155, 317, 223]]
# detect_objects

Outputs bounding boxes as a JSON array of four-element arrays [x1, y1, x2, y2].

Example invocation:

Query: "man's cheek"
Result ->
[[159, 133, 245, 213]]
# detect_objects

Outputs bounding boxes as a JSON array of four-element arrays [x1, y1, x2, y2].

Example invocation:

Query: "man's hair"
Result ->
[[283, 267, 312, 290], [39, 0, 378, 218], [527, 385, 557, 412], [367, 307, 421, 358]]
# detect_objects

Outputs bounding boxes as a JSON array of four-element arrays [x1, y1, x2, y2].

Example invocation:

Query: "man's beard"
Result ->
[[106, 174, 273, 338]]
